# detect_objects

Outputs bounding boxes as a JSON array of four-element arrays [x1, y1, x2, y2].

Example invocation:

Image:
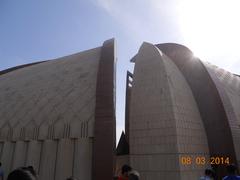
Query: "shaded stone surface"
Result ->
[[157, 43, 239, 178], [125, 42, 240, 180], [0, 39, 116, 180]]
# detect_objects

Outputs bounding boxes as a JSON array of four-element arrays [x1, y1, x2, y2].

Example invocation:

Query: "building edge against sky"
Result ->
[[0, 39, 116, 180], [0, 38, 239, 180], [117, 42, 240, 179]]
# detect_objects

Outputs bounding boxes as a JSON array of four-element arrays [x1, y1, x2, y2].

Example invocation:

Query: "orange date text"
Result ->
[[180, 156, 230, 165]]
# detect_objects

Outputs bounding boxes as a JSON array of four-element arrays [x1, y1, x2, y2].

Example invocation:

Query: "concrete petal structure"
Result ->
[[0, 39, 116, 180], [203, 62, 240, 168], [1, 39, 239, 180], [122, 42, 240, 179]]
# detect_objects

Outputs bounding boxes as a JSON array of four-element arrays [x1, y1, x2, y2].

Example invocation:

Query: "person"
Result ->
[[20, 166, 37, 178], [223, 164, 240, 180], [129, 170, 140, 180], [199, 168, 214, 180], [118, 164, 132, 180], [7, 168, 36, 180], [26, 166, 37, 177], [0, 162, 4, 180]]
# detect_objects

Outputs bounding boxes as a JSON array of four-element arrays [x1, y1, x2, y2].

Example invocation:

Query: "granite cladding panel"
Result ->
[[0, 47, 101, 141], [129, 43, 179, 180], [204, 62, 240, 167], [156, 43, 238, 178], [129, 43, 210, 180], [0, 46, 103, 180]]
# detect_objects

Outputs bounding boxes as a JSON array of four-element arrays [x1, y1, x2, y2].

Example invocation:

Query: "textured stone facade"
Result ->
[[125, 42, 240, 179], [0, 39, 116, 180], [204, 63, 240, 171], [1, 39, 239, 180]]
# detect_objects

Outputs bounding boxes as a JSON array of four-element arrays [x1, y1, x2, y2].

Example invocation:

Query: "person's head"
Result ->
[[129, 174, 139, 180], [7, 168, 36, 180], [20, 166, 37, 178], [121, 165, 132, 177], [129, 170, 140, 180], [0, 162, 2, 167], [26, 166, 37, 177], [226, 164, 237, 175], [205, 168, 213, 177]]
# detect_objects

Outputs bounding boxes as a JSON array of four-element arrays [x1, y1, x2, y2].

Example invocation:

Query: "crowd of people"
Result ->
[[0, 164, 78, 180], [115, 163, 240, 180], [114, 165, 140, 180], [0, 163, 140, 180], [0, 162, 239, 180], [199, 164, 240, 180]]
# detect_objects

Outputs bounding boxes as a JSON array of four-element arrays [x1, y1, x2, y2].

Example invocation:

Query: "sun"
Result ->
[[177, 0, 240, 60]]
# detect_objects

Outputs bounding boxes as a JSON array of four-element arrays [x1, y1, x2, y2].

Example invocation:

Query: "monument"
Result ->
[[117, 42, 240, 179], [0, 39, 116, 180]]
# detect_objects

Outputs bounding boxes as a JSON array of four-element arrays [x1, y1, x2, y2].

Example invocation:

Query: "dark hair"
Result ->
[[121, 165, 132, 174], [7, 169, 34, 180], [20, 166, 37, 177], [26, 166, 37, 177], [205, 169, 212, 176], [0, 162, 1, 166], [226, 164, 237, 174], [129, 174, 139, 180]]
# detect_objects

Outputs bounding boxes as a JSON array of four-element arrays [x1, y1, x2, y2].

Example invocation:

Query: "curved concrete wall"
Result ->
[[161, 51, 210, 179], [129, 43, 209, 179], [0, 39, 116, 180], [204, 63, 240, 170], [156, 43, 239, 178]]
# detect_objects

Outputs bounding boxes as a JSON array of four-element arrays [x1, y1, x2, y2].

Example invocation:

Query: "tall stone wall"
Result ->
[[129, 43, 209, 179], [204, 63, 240, 171], [0, 39, 116, 180], [156, 43, 239, 178]]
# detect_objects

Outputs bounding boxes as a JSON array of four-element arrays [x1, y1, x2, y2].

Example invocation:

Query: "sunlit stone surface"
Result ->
[[0, 39, 116, 180], [118, 42, 240, 180]]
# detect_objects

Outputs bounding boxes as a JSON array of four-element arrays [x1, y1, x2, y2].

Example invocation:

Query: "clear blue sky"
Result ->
[[1, 0, 240, 141]]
